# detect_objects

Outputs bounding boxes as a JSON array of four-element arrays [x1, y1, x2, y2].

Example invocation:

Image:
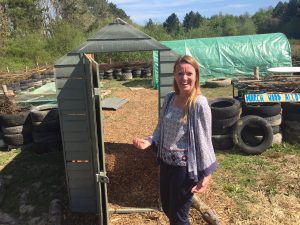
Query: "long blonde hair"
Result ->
[[173, 55, 201, 121]]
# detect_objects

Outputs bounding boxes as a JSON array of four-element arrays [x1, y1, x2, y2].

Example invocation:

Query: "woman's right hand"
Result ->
[[133, 137, 151, 150]]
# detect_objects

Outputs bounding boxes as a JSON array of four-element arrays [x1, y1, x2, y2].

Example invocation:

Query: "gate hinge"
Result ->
[[96, 172, 109, 183]]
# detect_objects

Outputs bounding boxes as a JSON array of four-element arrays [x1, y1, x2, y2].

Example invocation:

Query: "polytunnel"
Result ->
[[152, 33, 292, 88]]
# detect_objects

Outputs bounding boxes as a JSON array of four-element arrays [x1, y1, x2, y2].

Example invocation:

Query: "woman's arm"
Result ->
[[191, 174, 212, 193]]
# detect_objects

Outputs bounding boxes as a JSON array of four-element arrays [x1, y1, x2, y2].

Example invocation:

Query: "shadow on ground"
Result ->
[[121, 78, 153, 88], [0, 149, 65, 224]]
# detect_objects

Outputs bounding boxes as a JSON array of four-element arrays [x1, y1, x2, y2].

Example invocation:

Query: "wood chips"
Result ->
[[63, 87, 233, 225]]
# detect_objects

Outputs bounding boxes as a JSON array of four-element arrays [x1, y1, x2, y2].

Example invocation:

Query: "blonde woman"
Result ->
[[133, 55, 218, 225]]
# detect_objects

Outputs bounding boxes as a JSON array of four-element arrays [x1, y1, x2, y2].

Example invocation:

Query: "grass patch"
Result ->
[[0, 148, 20, 170], [201, 86, 232, 99], [214, 143, 300, 221]]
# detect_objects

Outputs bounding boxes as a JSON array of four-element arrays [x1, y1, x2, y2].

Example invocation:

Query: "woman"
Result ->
[[133, 55, 218, 225]]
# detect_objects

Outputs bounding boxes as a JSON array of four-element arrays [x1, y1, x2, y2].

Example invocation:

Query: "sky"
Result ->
[[108, 0, 286, 25]]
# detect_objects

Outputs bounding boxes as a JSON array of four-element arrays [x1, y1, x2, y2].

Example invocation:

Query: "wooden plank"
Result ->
[[160, 86, 173, 97], [66, 151, 92, 161], [71, 198, 97, 212], [160, 63, 174, 74], [64, 141, 92, 152], [54, 53, 82, 66], [245, 93, 300, 103], [63, 132, 89, 142], [57, 89, 86, 100], [58, 99, 86, 111], [69, 188, 95, 199], [56, 78, 85, 89], [66, 162, 91, 171], [68, 178, 93, 189], [55, 66, 85, 78], [61, 121, 89, 132], [160, 75, 173, 85], [61, 113, 87, 121]]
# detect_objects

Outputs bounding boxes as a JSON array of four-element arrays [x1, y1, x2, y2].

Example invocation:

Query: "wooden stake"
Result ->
[[192, 195, 221, 225], [254, 67, 260, 80]]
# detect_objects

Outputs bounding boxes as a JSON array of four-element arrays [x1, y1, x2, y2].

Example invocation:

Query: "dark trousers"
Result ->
[[160, 163, 196, 225]]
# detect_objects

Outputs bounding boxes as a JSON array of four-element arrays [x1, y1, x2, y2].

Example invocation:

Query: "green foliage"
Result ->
[[142, 24, 173, 41], [96, 51, 152, 64], [0, 0, 44, 36], [6, 33, 51, 65], [46, 21, 86, 57], [237, 14, 257, 35], [108, 2, 130, 20], [183, 11, 203, 30], [163, 13, 181, 34], [272, 1, 288, 19], [1, 0, 300, 72]]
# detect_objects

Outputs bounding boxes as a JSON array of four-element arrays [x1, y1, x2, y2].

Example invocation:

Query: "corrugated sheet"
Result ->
[[70, 19, 169, 53], [88, 23, 151, 40]]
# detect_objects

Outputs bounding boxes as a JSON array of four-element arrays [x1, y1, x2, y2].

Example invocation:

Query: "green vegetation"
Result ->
[[0, 0, 299, 73], [214, 143, 300, 221]]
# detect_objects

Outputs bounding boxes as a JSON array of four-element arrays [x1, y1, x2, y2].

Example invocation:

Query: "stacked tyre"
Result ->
[[7, 82, 21, 94], [121, 67, 133, 80], [0, 110, 32, 147], [241, 103, 282, 146], [0, 130, 5, 148], [30, 104, 62, 153], [141, 67, 151, 77], [232, 115, 273, 154], [281, 102, 300, 144], [113, 68, 122, 79], [104, 69, 114, 80], [209, 98, 241, 150], [205, 78, 231, 88], [132, 68, 142, 78], [99, 70, 104, 80], [42, 69, 55, 82]]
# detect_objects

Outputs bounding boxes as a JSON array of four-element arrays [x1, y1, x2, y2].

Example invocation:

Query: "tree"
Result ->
[[183, 11, 203, 30], [238, 14, 256, 35], [163, 13, 181, 34], [282, 0, 299, 22], [46, 21, 86, 56], [108, 2, 130, 20], [0, 5, 9, 54], [278, 0, 300, 38], [0, 0, 45, 36], [142, 24, 173, 41], [222, 18, 238, 36], [145, 18, 155, 29], [252, 7, 274, 33], [272, 1, 288, 19]]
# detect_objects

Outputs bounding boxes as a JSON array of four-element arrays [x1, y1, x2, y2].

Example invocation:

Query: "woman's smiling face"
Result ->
[[174, 63, 196, 95]]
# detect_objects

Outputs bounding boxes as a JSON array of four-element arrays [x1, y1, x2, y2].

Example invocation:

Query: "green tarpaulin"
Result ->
[[152, 33, 292, 88]]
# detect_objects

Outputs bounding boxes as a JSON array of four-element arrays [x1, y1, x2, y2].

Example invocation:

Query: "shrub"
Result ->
[[46, 21, 86, 57]]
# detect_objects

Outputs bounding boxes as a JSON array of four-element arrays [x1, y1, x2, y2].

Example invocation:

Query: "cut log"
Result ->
[[192, 195, 221, 225], [48, 199, 63, 225]]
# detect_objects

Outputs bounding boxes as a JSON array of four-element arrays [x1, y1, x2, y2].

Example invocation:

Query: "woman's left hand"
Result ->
[[191, 174, 212, 193]]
